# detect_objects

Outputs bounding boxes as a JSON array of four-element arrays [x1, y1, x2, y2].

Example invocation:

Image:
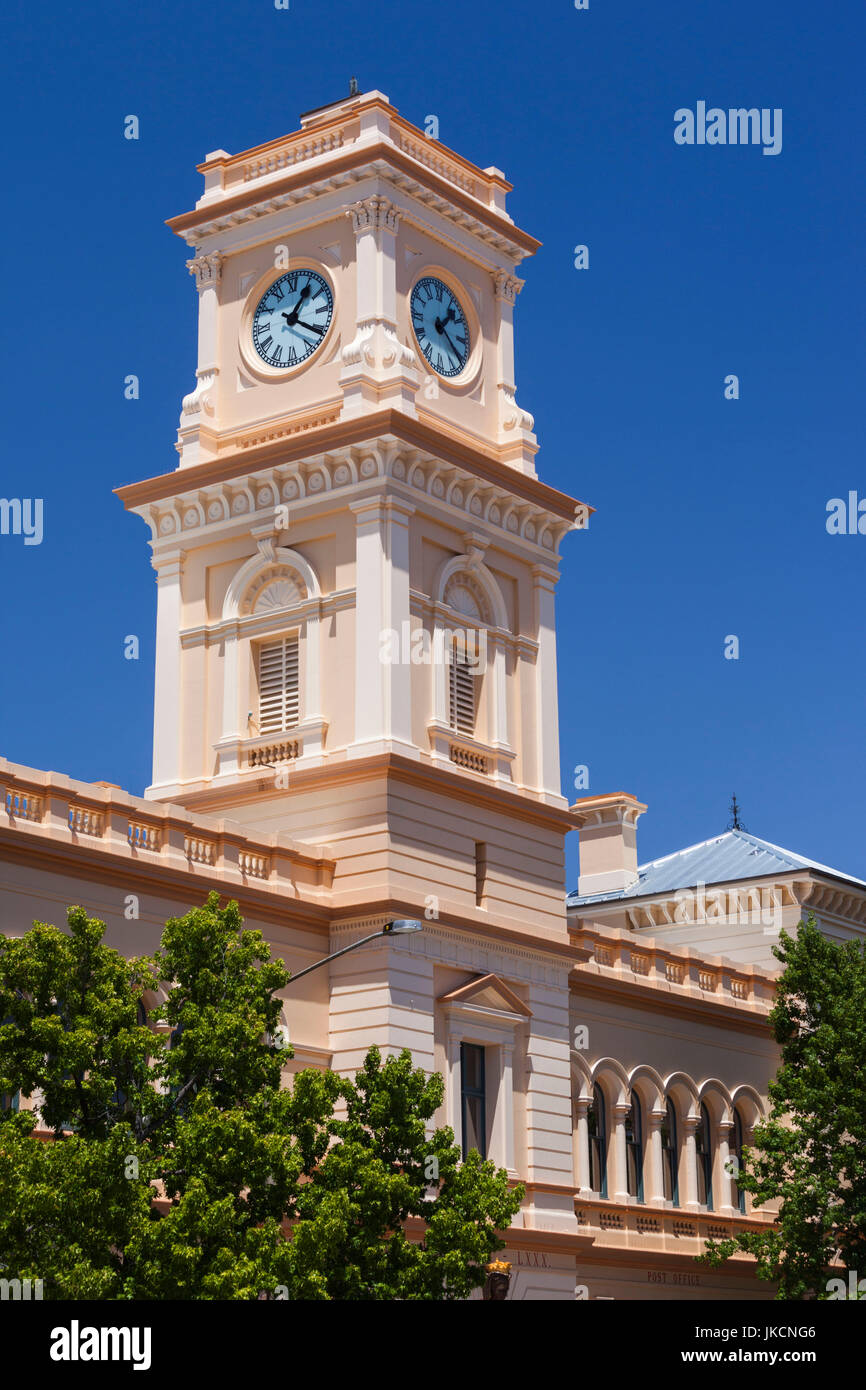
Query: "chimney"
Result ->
[[572, 793, 647, 897]]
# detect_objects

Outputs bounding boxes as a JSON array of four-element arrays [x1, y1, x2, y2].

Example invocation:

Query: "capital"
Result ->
[[347, 196, 402, 237], [492, 268, 524, 303], [186, 253, 223, 290]]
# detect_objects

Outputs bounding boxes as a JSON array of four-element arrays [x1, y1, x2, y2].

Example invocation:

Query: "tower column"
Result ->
[[383, 498, 415, 752], [491, 268, 536, 474], [532, 563, 562, 801], [340, 197, 420, 417], [150, 551, 184, 794], [350, 497, 387, 752], [349, 495, 416, 757], [178, 254, 222, 467]]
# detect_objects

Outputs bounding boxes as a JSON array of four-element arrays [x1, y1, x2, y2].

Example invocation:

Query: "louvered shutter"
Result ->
[[258, 636, 300, 734], [449, 642, 476, 735]]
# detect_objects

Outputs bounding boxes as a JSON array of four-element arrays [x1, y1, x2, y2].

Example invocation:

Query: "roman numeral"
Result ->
[[272, 283, 284, 300], [272, 345, 282, 363], [286, 272, 298, 292], [287, 346, 298, 364], [260, 335, 273, 351]]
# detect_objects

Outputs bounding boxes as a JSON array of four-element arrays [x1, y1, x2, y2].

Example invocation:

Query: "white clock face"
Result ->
[[252, 269, 333, 369], [410, 276, 470, 377]]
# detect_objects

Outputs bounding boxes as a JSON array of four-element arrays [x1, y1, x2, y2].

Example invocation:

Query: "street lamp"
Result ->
[[286, 918, 424, 985]]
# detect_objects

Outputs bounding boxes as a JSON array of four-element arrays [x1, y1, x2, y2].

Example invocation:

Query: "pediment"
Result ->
[[437, 973, 532, 1019]]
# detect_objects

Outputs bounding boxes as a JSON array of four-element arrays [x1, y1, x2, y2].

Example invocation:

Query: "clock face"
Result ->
[[251, 269, 333, 370], [410, 276, 470, 378]]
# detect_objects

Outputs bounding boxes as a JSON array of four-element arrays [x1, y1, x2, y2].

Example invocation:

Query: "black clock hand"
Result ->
[[281, 284, 312, 327], [440, 324, 461, 358], [295, 320, 326, 336]]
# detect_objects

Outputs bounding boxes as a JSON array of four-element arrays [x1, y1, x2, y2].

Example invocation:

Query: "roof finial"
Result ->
[[728, 794, 747, 832], [349, 76, 359, 97]]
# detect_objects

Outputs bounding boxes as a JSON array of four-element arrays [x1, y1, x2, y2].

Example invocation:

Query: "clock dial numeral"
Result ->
[[410, 276, 470, 378], [252, 269, 333, 369]]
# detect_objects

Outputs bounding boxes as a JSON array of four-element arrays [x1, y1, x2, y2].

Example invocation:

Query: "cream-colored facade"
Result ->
[[3, 90, 865, 1299]]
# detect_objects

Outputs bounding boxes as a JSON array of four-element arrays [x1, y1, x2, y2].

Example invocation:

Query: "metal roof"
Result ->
[[566, 829, 866, 907]]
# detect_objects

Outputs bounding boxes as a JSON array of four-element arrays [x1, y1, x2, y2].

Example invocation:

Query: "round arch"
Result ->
[[222, 544, 321, 622]]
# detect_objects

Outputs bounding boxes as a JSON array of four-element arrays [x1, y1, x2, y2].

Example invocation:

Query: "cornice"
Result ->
[[327, 903, 578, 973], [164, 748, 579, 835], [569, 971, 775, 1038], [167, 138, 539, 259], [115, 412, 587, 545], [0, 832, 332, 936]]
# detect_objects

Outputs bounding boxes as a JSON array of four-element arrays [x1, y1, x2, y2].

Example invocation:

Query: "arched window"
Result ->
[[695, 1103, 713, 1210], [588, 1084, 607, 1197], [731, 1108, 746, 1214], [661, 1097, 679, 1205], [219, 545, 324, 771], [625, 1094, 644, 1201]]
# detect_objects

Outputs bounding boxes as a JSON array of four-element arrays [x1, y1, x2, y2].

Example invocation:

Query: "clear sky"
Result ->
[[1, 0, 863, 892]]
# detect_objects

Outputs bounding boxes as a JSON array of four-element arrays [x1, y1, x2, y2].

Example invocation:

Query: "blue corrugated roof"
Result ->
[[566, 829, 866, 907]]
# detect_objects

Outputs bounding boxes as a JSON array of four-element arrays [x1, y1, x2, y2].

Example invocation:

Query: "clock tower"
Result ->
[[117, 86, 588, 1254], [117, 84, 585, 929]]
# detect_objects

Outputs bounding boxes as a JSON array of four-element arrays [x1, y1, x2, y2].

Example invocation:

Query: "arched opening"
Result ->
[[625, 1093, 644, 1202], [588, 1082, 608, 1197], [695, 1102, 714, 1210]]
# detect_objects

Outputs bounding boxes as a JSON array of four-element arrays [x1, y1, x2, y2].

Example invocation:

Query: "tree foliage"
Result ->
[[0, 894, 520, 1299], [701, 917, 866, 1299]]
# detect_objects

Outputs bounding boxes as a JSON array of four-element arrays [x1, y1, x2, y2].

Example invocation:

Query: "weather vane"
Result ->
[[727, 794, 747, 832]]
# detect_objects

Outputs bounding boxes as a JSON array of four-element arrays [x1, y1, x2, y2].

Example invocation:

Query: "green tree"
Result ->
[[285, 1047, 521, 1299], [0, 894, 520, 1299], [701, 917, 866, 1299]]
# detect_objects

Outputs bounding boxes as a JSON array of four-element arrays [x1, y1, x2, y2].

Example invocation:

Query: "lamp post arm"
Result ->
[[287, 930, 389, 985]]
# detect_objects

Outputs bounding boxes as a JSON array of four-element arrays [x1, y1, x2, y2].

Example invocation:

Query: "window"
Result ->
[[1, 1091, 19, 1114], [460, 1042, 486, 1159], [661, 1098, 679, 1205], [474, 842, 488, 907], [625, 1094, 644, 1202], [731, 1108, 746, 1214], [588, 1083, 607, 1197], [258, 635, 299, 734], [696, 1103, 713, 1210], [449, 643, 477, 735]]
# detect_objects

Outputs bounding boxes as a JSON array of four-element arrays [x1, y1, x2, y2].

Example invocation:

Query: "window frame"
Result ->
[[460, 1041, 487, 1160]]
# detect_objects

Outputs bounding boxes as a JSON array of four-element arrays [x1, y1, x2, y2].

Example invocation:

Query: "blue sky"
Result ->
[[1, 0, 863, 891]]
